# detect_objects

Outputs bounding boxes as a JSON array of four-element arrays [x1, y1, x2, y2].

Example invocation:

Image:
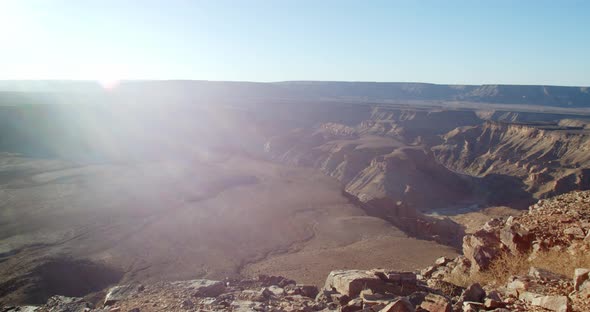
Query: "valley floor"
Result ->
[[0, 153, 456, 305]]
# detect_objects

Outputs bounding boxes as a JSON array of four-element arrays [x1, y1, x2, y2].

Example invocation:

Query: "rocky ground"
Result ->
[[3, 190, 590, 312]]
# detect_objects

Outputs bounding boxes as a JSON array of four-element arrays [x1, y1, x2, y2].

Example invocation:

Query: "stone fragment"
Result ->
[[460, 283, 485, 303], [564, 227, 585, 239], [462, 301, 484, 312], [528, 267, 564, 281], [435, 257, 451, 266], [284, 284, 319, 298], [500, 223, 533, 254], [104, 285, 144, 306], [238, 289, 265, 302], [263, 285, 284, 298], [530, 295, 570, 312], [419, 293, 451, 312], [341, 298, 363, 312], [574, 268, 590, 291], [484, 297, 504, 309], [379, 298, 414, 312], [462, 229, 502, 272], [506, 277, 529, 290], [46, 296, 93, 312]]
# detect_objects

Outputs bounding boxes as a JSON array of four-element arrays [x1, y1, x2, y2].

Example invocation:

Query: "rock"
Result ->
[[45, 296, 93, 312], [421, 266, 437, 278], [104, 284, 144, 306], [460, 283, 485, 303], [258, 274, 295, 287], [506, 277, 529, 290], [462, 229, 502, 272], [127, 309, 140, 312], [284, 284, 319, 298], [324, 270, 388, 298], [462, 301, 484, 312], [500, 223, 533, 254], [386, 271, 417, 284], [238, 289, 266, 302], [172, 279, 225, 297], [263, 285, 284, 297], [330, 293, 350, 305], [530, 295, 571, 312], [407, 291, 428, 307], [574, 268, 590, 291], [341, 298, 363, 312], [528, 267, 565, 281], [564, 227, 585, 239], [426, 279, 464, 297], [484, 297, 504, 309], [379, 298, 414, 312], [435, 257, 451, 266], [418, 293, 451, 312], [360, 290, 394, 309], [230, 300, 264, 312], [181, 299, 194, 309]]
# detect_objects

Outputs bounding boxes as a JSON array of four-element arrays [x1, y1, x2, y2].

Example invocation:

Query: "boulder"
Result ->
[[418, 293, 451, 312], [324, 270, 388, 298], [530, 295, 571, 312], [462, 229, 502, 272], [499, 223, 533, 254], [460, 283, 485, 303]]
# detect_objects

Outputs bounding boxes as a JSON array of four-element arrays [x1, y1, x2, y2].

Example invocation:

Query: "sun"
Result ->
[[98, 78, 121, 90]]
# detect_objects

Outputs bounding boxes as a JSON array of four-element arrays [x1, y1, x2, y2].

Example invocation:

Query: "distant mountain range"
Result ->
[[0, 80, 588, 108]]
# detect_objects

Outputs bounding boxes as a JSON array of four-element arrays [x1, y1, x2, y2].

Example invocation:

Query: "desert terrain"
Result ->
[[1, 81, 590, 306]]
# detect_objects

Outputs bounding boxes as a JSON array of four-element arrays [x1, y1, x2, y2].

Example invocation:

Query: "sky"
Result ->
[[0, 0, 589, 86]]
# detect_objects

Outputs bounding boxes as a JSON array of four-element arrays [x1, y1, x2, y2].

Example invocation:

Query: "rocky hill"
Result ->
[[3, 190, 590, 312]]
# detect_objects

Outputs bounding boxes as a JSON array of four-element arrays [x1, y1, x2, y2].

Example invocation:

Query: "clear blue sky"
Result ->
[[1, 0, 589, 86]]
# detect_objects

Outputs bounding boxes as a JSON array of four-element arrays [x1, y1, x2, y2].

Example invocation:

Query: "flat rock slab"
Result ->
[[324, 270, 387, 298]]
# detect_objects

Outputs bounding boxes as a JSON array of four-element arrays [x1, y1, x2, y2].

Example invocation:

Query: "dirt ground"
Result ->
[[0, 153, 457, 304]]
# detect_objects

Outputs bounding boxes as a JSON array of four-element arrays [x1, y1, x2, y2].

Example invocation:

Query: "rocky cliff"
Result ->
[[433, 121, 590, 202]]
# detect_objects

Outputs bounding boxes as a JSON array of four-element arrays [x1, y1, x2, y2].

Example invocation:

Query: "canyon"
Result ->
[[0, 81, 589, 308]]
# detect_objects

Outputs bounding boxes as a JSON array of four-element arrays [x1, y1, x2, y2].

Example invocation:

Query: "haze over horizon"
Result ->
[[1, 0, 589, 86]]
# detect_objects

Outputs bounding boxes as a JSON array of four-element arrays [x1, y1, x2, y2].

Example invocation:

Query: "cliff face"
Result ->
[[265, 118, 474, 212], [433, 121, 590, 199]]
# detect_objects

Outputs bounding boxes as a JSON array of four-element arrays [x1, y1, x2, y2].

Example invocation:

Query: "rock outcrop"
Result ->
[[433, 121, 590, 204]]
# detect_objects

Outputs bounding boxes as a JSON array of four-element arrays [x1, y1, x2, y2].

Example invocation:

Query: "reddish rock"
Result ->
[[379, 298, 415, 312], [419, 293, 451, 312]]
